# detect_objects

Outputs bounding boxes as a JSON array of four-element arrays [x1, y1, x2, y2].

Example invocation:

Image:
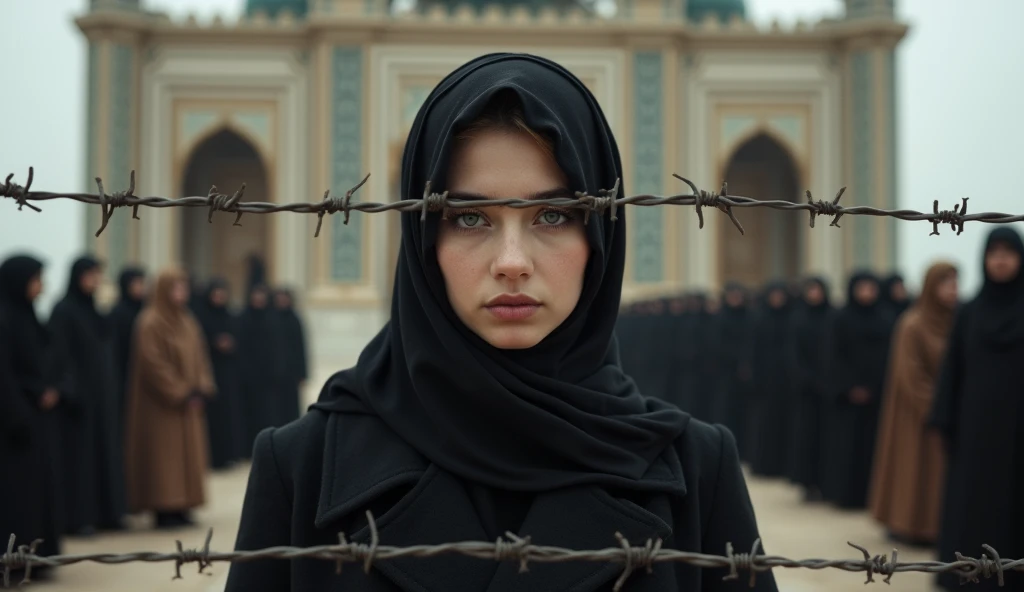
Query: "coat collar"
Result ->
[[315, 412, 687, 592]]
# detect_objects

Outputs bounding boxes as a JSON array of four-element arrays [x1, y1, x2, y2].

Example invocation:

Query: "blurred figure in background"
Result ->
[[272, 288, 308, 425], [124, 268, 215, 529], [196, 278, 245, 470], [236, 284, 280, 456], [786, 277, 833, 501], [48, 256, 126, 535], [869, 261, 958, 546], [820, 272, 894, 509], [0, 255, 62, 579], [881, 273, 912, 319], [931, 228, 1024, 591], [712, 283, 753, 457], [106, 267, 147, 455], [747, 281, 793, 477]]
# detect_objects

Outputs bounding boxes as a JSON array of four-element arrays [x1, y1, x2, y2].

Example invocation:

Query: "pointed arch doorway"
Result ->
[[719, 133, 802, 289], [180, 129, 272, 307]]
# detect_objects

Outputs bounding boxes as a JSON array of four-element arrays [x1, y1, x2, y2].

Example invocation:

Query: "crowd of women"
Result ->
[[616, 226, 1024, 591], [0, 256, 307, 579]]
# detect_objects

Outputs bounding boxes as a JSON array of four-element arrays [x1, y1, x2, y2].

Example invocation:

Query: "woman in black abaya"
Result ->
[[227, 54, 775, 592], [785, 277, 832, 499], [271, 288, 308, 425], [107, 267, 147, 454], [747, 282, 793, 477], [235, 284, 281, 455], [196, 279, 245, 469], [48, 256, 126, 534], [711, 283, 754, 457], [930, 228, 1024, 591], [880, 274, 912, 319], [819, 272, 894, 509], [0, 255, 62, 578]]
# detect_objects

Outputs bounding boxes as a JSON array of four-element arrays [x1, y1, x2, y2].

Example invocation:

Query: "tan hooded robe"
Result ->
[[124, 269, 216, 512], [868, 262, 957, 542]]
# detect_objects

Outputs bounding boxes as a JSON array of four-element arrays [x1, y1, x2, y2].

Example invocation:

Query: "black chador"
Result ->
[[0, 255, 62, 570], [712, 283, 753, 457], [195, 279, 245, 469], [747, 282, 793, 477], [106, 267, 145, 446], [271, 288, 308, 426], [785, 277, 832, 498], [226, 53, 777, 592], [930, 228, 1024, 591], [236, 284, 282, 455], [819, 272, 894, 509], [48, 256, 126, 534], [880, 273, 912, 319], [658, 296, 692, 410]]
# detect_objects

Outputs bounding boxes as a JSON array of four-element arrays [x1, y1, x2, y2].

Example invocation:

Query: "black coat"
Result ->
[[784, 302, 832, 490], [48, 261, 126, 532], [747, 304, 793, 478], [226, 410, 776, 592]]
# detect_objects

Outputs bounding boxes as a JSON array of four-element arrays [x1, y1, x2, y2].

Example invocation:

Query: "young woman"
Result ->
[[868, 261, 958, 546], [124, 268, 215, 529], [226, 53, 776, 592], [0, 255, 62, 579], [930, 228, 1024, 591]]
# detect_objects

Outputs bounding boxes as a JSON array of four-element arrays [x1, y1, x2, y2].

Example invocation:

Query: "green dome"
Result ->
[[686, 0, 745, 22], [244, 0, 309, 17]]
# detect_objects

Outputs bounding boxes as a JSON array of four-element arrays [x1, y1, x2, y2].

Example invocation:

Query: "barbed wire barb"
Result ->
[[6, 167, 1024, 239]]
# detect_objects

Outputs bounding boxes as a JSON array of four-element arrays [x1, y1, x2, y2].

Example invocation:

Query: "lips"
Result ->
[[485, 293, 541, 321]]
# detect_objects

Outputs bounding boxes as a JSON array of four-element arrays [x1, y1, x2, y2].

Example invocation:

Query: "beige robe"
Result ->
[[868, 262, 956, 542], [124, 270, 216, 512]]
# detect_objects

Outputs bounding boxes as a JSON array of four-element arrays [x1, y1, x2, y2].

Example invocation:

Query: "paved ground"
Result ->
[[19, 464, 941, 592]]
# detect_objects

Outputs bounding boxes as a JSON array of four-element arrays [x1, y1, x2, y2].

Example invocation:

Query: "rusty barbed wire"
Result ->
[[2, 167, 1017, 239], [4, 510, 1024, 589]]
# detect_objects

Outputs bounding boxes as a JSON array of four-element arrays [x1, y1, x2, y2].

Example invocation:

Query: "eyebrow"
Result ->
[[445, 188, 573, 202]]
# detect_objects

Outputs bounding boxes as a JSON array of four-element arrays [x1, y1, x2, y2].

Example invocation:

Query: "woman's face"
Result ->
[[210, 287, 228, 307], [437, 128, 590, 350], [803, 282, 824, 306], [853, 279, 879, 306], [985, 241, 1022, 284], [250, 289, 268, 309], [170, 279, 190, 307], [935, 274, 959, 309], [25, 273, 42, 302]]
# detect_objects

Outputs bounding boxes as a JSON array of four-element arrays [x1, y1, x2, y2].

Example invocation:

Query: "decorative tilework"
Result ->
[[330, 47, 364, 282], [851, 51, 873, 268], [885, 50, 898, 269], [181, 111, 220, 152], [402, 85, 432, 129], [231, 112, 272, 151], [632, 51, 664, 283], [106, 44, 134, 276], [767, 115, 803, 153], [721, 115, 757, 152], [84, 44, 100, 243]]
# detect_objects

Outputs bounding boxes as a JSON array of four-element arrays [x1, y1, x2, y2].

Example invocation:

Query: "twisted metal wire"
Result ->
[[2, 167, 1011, 239], [3, 511, 1024, 589]]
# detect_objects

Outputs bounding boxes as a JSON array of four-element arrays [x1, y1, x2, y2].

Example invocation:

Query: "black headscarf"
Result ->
[[974, 227, 1024, 348], [880, 273, 911, 316], [314, 53, 689, 492], [843, 271, 892, 339], [66, 255, 105, 336], [802, 276, 831, 310], [0, 255, 46, 339]]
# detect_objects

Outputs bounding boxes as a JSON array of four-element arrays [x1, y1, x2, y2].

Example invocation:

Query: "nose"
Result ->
[[490, 227, 533, 281]]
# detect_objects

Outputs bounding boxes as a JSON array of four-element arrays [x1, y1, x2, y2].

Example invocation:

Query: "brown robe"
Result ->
[[868, 262, 957, 542], [124, 269, 216, 513]]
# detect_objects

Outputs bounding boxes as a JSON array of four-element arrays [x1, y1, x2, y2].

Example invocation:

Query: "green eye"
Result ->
[[458, 213, 482, 227], [540, 211, 566, 225]]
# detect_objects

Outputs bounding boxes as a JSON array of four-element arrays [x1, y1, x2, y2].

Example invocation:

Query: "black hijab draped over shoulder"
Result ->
[[974, 227, 1024, 348], [314, 53, 689, 492]]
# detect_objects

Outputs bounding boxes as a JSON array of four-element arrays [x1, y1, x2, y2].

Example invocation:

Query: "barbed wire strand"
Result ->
[[3, 167, 1013, 239], [4, 511, 1024, 589]]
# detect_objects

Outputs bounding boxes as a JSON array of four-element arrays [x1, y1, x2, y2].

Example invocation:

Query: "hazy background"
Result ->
[[2, 0, 1023, 314]]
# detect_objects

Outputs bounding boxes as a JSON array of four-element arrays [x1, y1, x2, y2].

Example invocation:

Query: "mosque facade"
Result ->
[[77, 0, 906, 366]]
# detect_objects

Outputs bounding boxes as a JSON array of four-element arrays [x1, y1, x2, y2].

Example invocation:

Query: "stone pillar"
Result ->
[[843, 0, 901, 272], [80, 3, 143, 289]]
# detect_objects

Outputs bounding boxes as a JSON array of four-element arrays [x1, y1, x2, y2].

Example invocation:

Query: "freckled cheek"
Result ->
[[537, 236, 590, 301], [437, 243, 490, 303]]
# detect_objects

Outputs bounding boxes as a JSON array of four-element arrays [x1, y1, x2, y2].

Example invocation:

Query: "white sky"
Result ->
[[1, 0, 1023, 312]]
